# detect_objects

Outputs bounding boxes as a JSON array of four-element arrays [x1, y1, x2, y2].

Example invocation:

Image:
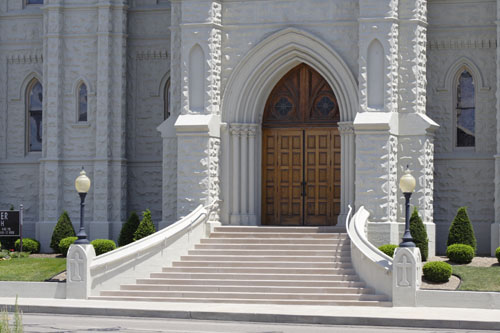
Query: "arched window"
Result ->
[[164, 79, 171, 120], [456, 70, 475, 147], [27, 80, 43, 152], [78, 83, 88, 122]]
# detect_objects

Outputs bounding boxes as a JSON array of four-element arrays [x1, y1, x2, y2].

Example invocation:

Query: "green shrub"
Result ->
[[14, 238, 40, 253], [59, 236, 78, 257], [447, 207, 476, 253], [410, 208, 429, 261], [133, 209, 156, 241], [496, 247, 500, 264], [423, 261, 452, 283], [378, 244, 398, 257], [447, 244, 474, 264], [118, 211, 140, 247], [50, 211, 76, 253], [91, 239, 116, 256]]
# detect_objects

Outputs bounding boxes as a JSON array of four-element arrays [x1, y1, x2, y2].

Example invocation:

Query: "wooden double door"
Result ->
[[262, 128, 341, 226], [261, 63, 341, 226]]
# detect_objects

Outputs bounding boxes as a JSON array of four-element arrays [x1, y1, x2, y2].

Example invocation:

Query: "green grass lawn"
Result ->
[[453, 266, 500, 292], [0, 257, 66, 281]]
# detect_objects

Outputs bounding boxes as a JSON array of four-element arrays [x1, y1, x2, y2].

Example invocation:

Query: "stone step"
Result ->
[[120, 284, 374, 294], [90, 296, 391, 307], [188, 249, 349, 256], [210, 232, 345, 239], [161, 267, 356, 274], [135, 278, 366, 288], [200, 238, 345, 245], [213, 226, 346, 233], [171, 261, 352, 269], [149, 272, 360, 281], [194, 244, 348, 250], [99, 290, 387, 301], [180, 255, 351, 262]]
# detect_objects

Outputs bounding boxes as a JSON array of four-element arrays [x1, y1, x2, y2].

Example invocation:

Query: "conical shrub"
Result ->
[[133, 209, 156, 241], [447, 207, 477, 253], [50, 211, 76, 253], [410, 207, 429, 261], [118, 211, 140, 247]]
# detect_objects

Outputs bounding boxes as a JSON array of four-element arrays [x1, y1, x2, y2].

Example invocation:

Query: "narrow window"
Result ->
[[164, 79, 171, 120], [27, 80, 43, 152], [78, 83, 88, 122], [456, 70, 475, 147]]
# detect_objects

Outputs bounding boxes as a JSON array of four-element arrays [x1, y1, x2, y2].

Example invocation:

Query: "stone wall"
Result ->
[[427, 0, 496, 254]]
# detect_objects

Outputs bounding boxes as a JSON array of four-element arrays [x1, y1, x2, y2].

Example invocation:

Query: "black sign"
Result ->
[[0, 211, 20, 236]]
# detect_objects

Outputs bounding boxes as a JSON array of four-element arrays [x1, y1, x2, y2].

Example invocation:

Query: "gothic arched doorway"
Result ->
[[262, 63, 341, 226]]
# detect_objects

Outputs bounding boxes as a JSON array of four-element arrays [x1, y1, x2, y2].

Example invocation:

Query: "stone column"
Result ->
[[230, 125, 241, 224], [240, 126, 249, 224], [493, 0, 500, 255], [397, 1, 438, 258], [338, 121, 355, 225], [248, 125, 258, 225], [93, 0, 128, 240], [38, 0, 64, 252], [356, 0, 400, 246]]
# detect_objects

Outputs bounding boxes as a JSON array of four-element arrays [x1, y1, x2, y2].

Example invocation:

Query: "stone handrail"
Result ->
[[66, 203, 218, 299], [346, 205, 393, 297]]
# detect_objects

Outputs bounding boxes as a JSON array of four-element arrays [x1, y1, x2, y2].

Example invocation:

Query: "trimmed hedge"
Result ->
[[91, 239, 116, 256], [410, 208, 429, 261], [14, 238, 40, 253], [423, 261, 452, 283], [378, 244, 398, 258], [118, 211, 140, 247], [446, 244, 474, 264], [51, 211, 76, 253], [447, 207, 476, 253], [59, 237, 78, 257], [133, 209, 156, 241], [496, 247, 500, 264]]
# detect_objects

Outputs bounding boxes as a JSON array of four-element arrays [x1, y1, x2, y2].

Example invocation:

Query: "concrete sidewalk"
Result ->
[[0, 297, 499, 331]]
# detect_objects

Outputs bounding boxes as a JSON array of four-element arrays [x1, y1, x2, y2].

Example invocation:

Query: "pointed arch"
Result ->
[[367, 39, 384, 109], [26, 78, 43, 152], [454, 68, 476, 148], [221, 28, 358, 123], [440, 57, 489, 93], [77, 81, 88, 122], [189, 44, 205, 112]]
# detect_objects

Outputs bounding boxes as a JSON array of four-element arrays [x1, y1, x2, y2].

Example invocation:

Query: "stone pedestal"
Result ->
[[392, 247, 422, 307], [66, 244, 96, 299]]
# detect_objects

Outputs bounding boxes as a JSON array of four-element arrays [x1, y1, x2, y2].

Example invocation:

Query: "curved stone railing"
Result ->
[[346, 205, 393, 298], [66, 203, 218, 298]]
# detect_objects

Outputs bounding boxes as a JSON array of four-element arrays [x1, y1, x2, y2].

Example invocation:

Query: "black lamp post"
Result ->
[[399, 167, 416, 248], [74, 167, 91, 244]]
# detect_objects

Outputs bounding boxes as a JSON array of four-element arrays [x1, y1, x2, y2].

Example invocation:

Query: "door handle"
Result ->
[[301, 182, 307, 197]]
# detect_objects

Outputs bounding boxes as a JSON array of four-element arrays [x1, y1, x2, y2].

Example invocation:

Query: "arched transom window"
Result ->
[[164, 79, 171, 120], [456, 70, 475, 147], [26, 0, 43, 4], [78, 83, 88, 122], [27, 80, 43, 152]]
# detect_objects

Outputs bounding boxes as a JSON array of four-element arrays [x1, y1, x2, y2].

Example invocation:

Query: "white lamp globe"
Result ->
[[399, 168, 416, 193], [75, 168, 91, 193]]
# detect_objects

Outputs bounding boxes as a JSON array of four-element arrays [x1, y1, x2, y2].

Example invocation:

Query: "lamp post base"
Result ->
[[75, 192, 89, 244]]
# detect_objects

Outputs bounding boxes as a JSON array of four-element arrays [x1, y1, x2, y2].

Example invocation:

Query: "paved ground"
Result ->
[[1, 297, 500, 331], [19, 314, 500, 333]]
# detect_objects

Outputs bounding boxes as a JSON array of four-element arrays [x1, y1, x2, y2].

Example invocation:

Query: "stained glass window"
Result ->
[[164, 79, 171, 120], [274, 97, 293, 117], [456, 70, 475, 147], [28, 80, 43, 152], [78, 83, 88, 122]]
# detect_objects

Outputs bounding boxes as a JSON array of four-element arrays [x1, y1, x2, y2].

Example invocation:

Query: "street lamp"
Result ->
[[399, 166, 416, 248], [75, 167, 91, 244]]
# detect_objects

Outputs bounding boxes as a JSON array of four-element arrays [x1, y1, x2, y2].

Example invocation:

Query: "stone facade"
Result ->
[[0, 0, 499, 256]]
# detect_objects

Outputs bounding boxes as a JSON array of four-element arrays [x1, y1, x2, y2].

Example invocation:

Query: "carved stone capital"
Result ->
[[338, 121, 354, 134]]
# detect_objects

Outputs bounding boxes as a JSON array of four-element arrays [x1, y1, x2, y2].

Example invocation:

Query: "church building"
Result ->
[[0, 0, 499, 256]]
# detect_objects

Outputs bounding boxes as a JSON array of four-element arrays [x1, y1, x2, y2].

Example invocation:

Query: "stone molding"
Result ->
[[429, 39, 496, 50], [7, 53, 43, 65], [136, 49, 168, 61]]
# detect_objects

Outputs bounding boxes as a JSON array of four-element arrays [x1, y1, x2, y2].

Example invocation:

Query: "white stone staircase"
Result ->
[[91, 226, 391, 306]]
